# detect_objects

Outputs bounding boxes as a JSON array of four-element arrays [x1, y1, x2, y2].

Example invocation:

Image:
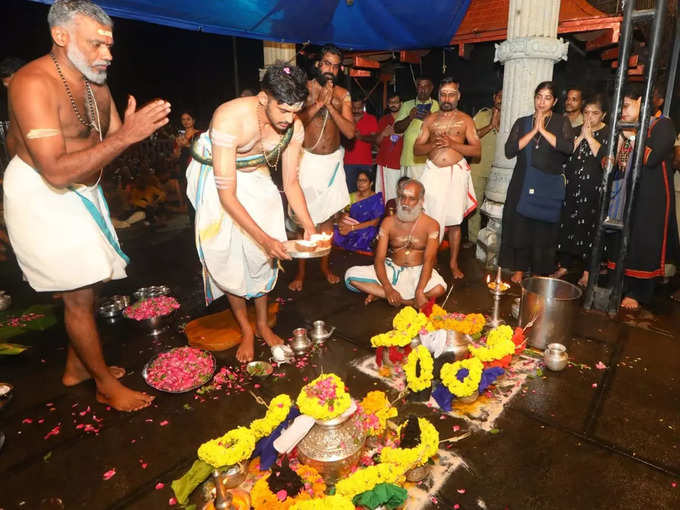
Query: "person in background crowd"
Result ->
[[554, 93, 609, 287], [375, 93, 404, 204], [414, 77, 481, 279], [333, 170, 384, 254], [564, 87, 584, 130], [468, 88, 502, 245], [0, 57, 26, 88], [499, 81, 573, 284], [289, 44, 355, 291], [343, 96, 377, 192], [602, 83, 677, 310], [393, 76, 439, 181]]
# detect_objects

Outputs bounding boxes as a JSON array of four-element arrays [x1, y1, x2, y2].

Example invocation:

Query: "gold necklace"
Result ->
[[257, 104, 284, 170]]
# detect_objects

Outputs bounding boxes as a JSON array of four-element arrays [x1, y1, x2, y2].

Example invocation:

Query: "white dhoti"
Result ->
[[298, 148, 350, 225], [3, 156, 128, 291], [375, 165, 403, 203], [344, 259, 447, 300], [420, 158, 477, 241], [403, 164, 427, 181], [186, 140, 285, 303]]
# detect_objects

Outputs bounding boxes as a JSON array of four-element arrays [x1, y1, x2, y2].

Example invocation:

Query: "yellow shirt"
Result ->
[[469, 108, 497, 179], [395, 98, 440, 167]]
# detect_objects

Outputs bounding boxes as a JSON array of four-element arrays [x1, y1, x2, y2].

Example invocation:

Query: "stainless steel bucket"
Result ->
[[519, 277, 582, 349]]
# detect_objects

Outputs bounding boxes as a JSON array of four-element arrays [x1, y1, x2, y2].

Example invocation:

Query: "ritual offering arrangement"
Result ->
[[172, 375, 440, 509], [246, 361, 274, 378], [284, 239, 331, 259], [309, 232, 333, 248], [143, 346, 216, 393]]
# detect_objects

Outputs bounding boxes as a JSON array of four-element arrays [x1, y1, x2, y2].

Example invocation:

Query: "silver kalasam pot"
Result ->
[[519, 277, 582, 350]]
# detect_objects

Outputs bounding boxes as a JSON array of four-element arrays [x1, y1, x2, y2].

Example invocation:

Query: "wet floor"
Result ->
[[0, 224, 678, 509]]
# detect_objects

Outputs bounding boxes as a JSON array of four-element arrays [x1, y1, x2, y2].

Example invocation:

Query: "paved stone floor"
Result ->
[[0, 224, 678, 509]]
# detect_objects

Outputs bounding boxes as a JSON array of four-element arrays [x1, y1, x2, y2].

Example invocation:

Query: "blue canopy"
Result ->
[[30, 0, 470, 50]]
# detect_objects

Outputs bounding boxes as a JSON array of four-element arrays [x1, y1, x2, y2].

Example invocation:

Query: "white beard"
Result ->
[[67, 43, 108, 85], [396, 203, 423, 223]]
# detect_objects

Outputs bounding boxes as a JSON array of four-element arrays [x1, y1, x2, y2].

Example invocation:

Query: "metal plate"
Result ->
[[142, 348, 216, 393], [283, 240, 331, 259]]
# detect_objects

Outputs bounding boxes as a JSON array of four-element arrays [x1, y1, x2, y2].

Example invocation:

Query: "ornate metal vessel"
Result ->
[[296, 402, 366, 484]]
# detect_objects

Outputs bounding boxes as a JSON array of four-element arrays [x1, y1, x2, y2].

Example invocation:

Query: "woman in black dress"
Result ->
[[499, 81, 574, 283], [554, 94, 609, 286]]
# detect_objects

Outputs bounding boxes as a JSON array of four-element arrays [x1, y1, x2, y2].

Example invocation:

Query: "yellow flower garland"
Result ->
[[430, 312, 486, 335], [392, 306, 430, 338], [251, 464, 326, 510], [296, 373, 351, 421], [249, 394, 292, 439], [440, 357, 484, 398], [403, 345, 434, 392], [334, 462, 406, 499], [197, 426, 257, 468], [359, 391, 398, 436], [370, 329, 412, 348], [469, 325, 514, 362], [290, 495, 354, 510], [379, 417, 439, 470]]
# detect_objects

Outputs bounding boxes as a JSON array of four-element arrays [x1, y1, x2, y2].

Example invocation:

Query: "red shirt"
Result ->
[[344, 113, 378, 165], [376, 113, 403, 169]]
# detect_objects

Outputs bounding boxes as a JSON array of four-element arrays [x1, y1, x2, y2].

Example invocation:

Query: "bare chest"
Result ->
[[432, 114, 465, 138], [56, 86, 111, 142]]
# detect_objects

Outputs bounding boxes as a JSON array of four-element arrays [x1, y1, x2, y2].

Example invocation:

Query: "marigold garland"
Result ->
[[290, 495, 354, 510], [468, 325, 515, 362], [296, 373, 351, 421], [380, 417, 439, 470], [334, 463, 406, 499], [440, 357, 484, 398], [370, 329, 412, 348], [358, 391, 397, 436], [430, 311, 486, 335], [392, 306, 431, 338], [197, 426, 257, 468], [250, 464, 326, 510], [249, 394, 292, 439], [403, 345, 434, 392]]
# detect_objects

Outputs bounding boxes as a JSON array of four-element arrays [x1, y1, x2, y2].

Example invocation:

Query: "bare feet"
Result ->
[[450, 265, 464, 279], [511, 271, 524, 284], [577, 271, 589, 288], [620, 296, 640, 311], [288, 279, 303, 292], [96, 380, 154, 412], [324, 271, 341, 284], [364, 294, 377, 305], [255, 323, 284, 347], [236, 331, 255, 363], [63, 365, 126, 387], [552, 267, 568, 279]]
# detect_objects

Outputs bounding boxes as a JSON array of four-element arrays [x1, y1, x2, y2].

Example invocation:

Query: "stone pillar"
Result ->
[[262, 41, 297, 79], [476, 0, 569, 266]]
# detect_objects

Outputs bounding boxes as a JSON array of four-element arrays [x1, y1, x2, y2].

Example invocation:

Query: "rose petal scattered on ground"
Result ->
[[159, 420, 169, 427], [592, 383, 598, 388], [22, 418, 33, 424], [44, 425, 61, 440], [102, 469, 116, 480], [453, 425, 460, 432], [168, 497, 177, 505], [155, 482, 165, 490], [457, 488, 466, 494]]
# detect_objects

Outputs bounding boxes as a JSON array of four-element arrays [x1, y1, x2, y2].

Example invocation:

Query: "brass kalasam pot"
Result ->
[[296, 401, 366, 484]]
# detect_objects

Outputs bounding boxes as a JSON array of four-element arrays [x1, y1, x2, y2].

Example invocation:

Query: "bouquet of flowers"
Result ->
[[296, 373, 351, 421]]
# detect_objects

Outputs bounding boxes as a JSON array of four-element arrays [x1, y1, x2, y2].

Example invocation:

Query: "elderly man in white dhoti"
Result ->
[[4, 0, 171, 411], [414, 77, 481, 279], [187, 64, 316, 363]]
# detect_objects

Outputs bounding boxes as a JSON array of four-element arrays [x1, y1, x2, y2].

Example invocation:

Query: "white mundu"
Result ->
[[296, 148, 350, 225], [3, 155, 128, 291], [187, 132, 286, 302], [420, 157, 477, 241]]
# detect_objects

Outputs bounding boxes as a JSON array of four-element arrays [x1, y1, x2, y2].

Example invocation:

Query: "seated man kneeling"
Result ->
[[345, 179, 447, 307]]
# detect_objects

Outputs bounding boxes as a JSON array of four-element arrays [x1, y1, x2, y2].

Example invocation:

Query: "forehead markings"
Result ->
[[97, 29, 113, 37]]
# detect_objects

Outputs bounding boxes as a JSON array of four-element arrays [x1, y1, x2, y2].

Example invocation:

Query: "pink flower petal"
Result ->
[[453, 425, 460, 432], [276, 489, 288, 502], [155, 482, 165, 490], [103, 468, 117, 480], [168, 496, 177, 505], [159, 420, 169, 427], [457, 488, 466, 494], [592, 383, 598, 388], [595, 361, 607, 370]]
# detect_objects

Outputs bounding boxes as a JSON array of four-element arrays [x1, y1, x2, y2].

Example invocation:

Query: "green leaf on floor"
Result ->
[[0, 342, 29, 355]]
